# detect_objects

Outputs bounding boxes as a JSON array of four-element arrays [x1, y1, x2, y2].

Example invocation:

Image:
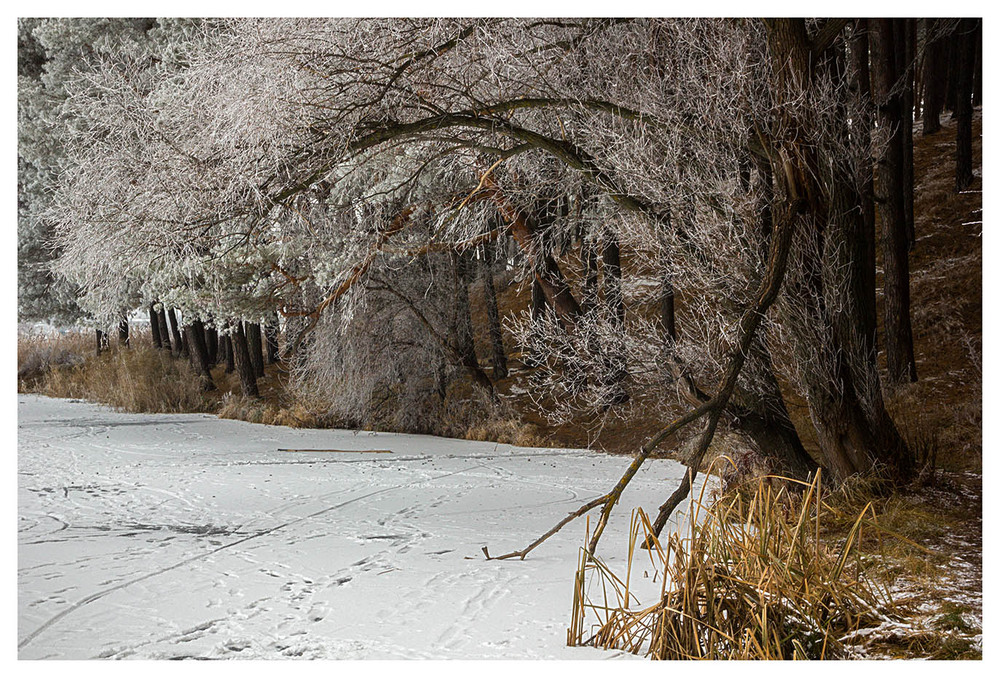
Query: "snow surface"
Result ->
[[17, 394, 706, 660]]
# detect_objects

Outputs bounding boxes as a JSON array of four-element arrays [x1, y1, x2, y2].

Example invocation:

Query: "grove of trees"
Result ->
[[18, 18, 982, 550]]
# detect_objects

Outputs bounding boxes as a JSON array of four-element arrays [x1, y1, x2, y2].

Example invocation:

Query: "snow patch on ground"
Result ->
[[18, 395, 704, 659]]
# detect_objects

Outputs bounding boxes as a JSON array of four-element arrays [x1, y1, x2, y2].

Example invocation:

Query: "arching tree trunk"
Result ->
[[231, 323, 259, 397]]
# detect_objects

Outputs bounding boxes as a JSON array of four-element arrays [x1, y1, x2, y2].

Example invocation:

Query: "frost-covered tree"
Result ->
[[18, 18, 205, 327], [43, 18, 917, 496]]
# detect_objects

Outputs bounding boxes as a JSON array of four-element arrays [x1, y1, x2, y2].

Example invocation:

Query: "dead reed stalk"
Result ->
[[569, 469, 897, 659]]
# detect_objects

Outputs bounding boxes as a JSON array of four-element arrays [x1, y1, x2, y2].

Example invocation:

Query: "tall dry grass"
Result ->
[[22, 330, 212, 414], [17, 328, 92, 387], [18, 328, 546, 444], [569, 469, 896, 659]]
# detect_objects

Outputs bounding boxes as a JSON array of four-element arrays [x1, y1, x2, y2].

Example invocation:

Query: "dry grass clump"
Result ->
[[17, 329, 92, 388], [216, 393, 318, 428], [464, 416, 546, 448], [442, 385, 547, 446], [569, 470, 895, 659], [34, 342, 211, 414]]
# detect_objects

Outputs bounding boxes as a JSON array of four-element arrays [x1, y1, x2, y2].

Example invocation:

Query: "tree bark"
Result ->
[[156, 306, 171, 352], [921, 18, 947, 135], [481, 240, 508, 380], [765, 18, 913, 482], [95, 329, 107, 356], [149, 303, 162, 349], [850, 19, 879, 352], [205, 324, 218, 365], [659, 243, 676, 342], [231, 322, 259, 397], [944, 29, 959, 113], [972, 20, 982, 107], [871, 18, 918, 387], [955, 18, 978, 192], [898, 19, 916, 249], [184, 319, 216, 391], [453, 251, 494, 394], [264, 313, 280, 364], [601, 230, 625, 327], [117, 315, 129, 348], [581, 237, 599, 314], [246, 321, 265, 378], [222, 334, 235, 374], [167, 308, 186, 358]]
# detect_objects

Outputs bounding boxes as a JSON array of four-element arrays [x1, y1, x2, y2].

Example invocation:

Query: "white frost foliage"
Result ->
[[40, 18, 887, 437]]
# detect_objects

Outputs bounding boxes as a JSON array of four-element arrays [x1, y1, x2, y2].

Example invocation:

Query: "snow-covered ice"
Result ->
[[17, 394, 704, 660]]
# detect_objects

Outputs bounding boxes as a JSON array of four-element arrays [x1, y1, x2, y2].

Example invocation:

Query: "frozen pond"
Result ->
[[17, 394, 704, 659]]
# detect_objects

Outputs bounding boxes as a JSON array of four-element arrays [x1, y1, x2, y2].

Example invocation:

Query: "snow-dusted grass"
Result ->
[[17, 394, 706, 660]]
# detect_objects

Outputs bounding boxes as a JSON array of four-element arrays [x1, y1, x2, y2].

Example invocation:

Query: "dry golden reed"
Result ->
[[569, 468, 895, 659]]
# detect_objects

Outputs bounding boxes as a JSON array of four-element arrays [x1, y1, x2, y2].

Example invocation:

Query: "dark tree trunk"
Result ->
[[156, 307, 171, 352], [184, 319, 216, 391], [264, 313, 280, 364], [660, 273, 675, 341], [581, 238, 599, 313], [850, 19, 879, 348], [944, 29, 959, 113], [167, 308, 186, 358], [231, 323, 259, 397], [246, 321, 265, 378], [921, 18, 947, 135], [481, 241, 508, 380], [601, 230, 625, 326], [205, 325, 218, 365], [524, 268, 550, 369], [222, 334, 235, 373], [913, 20, 924, 121], [955, 18, 978, 192], [149, 303, 162, 349], [95, 329, 107, 356], [453, 251, 494, 395], [871, 18, 918, 386], [117, 315, 129, 348], [765, 18, 913, 483], [973, 20, 982, 107], [728, 351, 816, 480], [898, 19, 916, 249], [658, 209, 676, 341]]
